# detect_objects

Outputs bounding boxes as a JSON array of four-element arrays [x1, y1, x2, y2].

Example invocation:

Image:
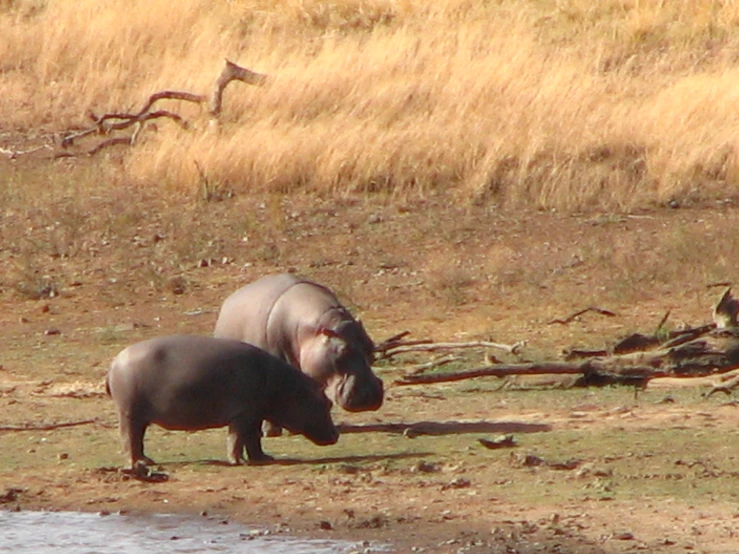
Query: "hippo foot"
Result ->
[[123, 460, 169, 483], [246, 454, 275, 466], [131, 455, 156, 466]]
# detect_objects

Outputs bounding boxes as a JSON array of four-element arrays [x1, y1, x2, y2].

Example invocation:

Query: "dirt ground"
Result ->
[[2, 187, 739, 553]]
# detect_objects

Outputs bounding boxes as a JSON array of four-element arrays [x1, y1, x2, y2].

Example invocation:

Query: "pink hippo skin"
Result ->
[[214, 274, 384, 422]]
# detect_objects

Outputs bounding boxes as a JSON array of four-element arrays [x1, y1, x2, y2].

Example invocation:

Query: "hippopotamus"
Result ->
[[214, 273, 384, 419], [105, 335, 339, 468]]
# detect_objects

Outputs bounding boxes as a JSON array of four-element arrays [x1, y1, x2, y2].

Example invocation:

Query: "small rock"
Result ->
[[611, 531, 635, 541], [44, 328, 61, 336], [319, 520, 333, 530], [519, 454, 544, 467], [57, 453, 69, 461], [40, 304, 50, 313], [411, 461, 440, 473], [442, 477, 471, 490], [166, 277, 187, 295], [479, 435, 517, 449], [19, 317, 29, 323]]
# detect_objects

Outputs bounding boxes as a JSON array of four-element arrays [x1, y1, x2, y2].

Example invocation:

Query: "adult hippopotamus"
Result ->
[[105, 335, 338, 468], [213, 273, 384, 416]]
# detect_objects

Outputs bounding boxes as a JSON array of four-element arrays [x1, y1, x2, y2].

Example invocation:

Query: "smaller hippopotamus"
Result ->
[[105, 335, 339, 468]]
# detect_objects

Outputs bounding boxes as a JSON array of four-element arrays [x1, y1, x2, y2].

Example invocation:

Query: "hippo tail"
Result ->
[[105, 354, 118, 397]]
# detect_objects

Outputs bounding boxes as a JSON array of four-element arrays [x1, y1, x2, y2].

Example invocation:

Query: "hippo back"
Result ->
[[214, 273, 356, 366]]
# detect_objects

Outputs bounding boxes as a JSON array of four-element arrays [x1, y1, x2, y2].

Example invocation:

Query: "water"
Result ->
[[0, 511, 377, 553]]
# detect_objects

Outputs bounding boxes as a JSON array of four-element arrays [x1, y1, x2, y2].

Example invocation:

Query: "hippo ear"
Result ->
[[318, 327, 341, 339]]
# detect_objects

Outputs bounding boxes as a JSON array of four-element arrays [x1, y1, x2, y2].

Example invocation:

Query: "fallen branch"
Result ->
[[548, 306, 616, 325], [395, 329, 739, 386], [7, 59, 267, 159], [379, 339, 524, 360], [394, 360, 651, 386], [0, 418, 98, 432]]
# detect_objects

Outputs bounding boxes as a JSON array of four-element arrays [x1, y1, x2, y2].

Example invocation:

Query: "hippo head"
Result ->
[[270, 376, 339, 446], [299, 315, 384, 413]]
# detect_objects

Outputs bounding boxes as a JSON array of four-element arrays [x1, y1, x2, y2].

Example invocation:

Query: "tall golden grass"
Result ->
[[2, 0, 739, 209]]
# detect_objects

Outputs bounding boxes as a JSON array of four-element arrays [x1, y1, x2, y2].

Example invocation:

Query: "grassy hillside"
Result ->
[[2, 0, 739, 209]]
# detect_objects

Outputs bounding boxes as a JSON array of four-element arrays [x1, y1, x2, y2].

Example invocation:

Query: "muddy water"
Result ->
[[0, 510, 378, 553]]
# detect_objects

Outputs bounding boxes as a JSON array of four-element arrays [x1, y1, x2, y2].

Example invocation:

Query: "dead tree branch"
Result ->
[[395, 329, 739, 387], [377, 338, 523, 361], [3, 59, 267, 159]]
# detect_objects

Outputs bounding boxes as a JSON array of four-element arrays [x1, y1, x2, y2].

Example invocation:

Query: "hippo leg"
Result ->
[[261, 421, 283, 438], [229, 417, 274, 464], [119, 414, 155, 467], [226, 423, 246, 465]]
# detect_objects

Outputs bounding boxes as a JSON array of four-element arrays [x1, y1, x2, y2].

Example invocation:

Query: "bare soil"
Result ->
[[2, 181, 739, 553]]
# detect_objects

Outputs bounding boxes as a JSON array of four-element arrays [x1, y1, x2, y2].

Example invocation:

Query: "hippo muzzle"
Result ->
[[329, 371, 384, 412], [306, 425, 340, 446]]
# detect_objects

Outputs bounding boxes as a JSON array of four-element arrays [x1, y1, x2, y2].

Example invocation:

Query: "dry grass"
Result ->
[[1, 0, 739, 210]]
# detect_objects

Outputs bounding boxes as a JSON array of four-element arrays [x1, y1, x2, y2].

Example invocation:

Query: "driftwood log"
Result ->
[[395, 329, 739, 386]]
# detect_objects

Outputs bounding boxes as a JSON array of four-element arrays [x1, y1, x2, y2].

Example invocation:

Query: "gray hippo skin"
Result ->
[[105, 335, 339, 468], [214, 273, 384, 414]]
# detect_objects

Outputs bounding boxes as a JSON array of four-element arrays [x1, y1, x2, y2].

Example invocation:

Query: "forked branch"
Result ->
[[2, 59, 267, 159]]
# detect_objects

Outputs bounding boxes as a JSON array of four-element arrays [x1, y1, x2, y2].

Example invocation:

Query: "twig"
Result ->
[[0, 144, 53, 159], [374, 331, 412, 354], [660, 324, 715, 349], [0, 418, 97, 432], [705, 373, 739, 397], [548, 306, 616, 325], [655, 310, 671, 335], [407, 355, 460, 375]]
